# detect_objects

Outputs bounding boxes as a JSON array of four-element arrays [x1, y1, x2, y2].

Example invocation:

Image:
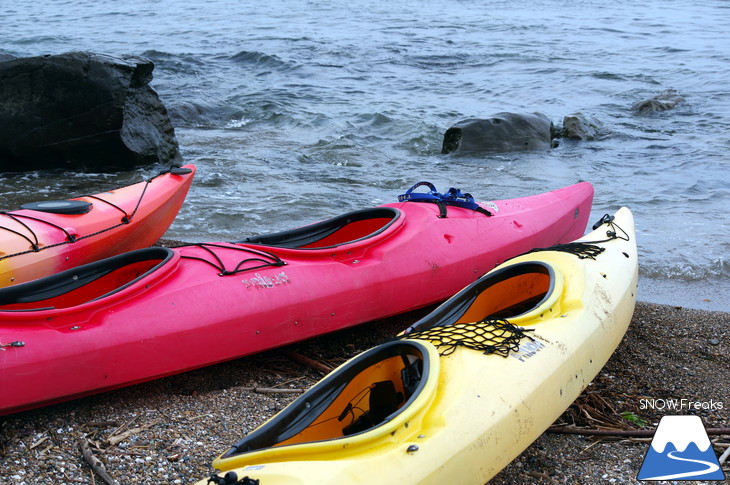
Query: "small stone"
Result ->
[[709, 338, 720, 345]]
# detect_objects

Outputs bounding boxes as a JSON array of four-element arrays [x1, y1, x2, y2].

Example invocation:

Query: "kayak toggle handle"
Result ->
[[206, 471, 259, 485], [589, 213, 629, 243], [592, 213, 615, 230]]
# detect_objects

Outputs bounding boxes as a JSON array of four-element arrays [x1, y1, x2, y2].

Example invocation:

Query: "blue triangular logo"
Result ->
[[638, 415, 725, 481]]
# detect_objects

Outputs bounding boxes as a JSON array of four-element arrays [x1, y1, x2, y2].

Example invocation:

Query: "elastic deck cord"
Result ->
[[0, 167, 186, 262]]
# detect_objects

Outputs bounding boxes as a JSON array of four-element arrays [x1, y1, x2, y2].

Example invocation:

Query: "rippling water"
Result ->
[[2, 0, 729, 310]]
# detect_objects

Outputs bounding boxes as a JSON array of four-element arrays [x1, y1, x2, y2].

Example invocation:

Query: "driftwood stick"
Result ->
[[79, 437, 118, 485], [282, 350, 333, 374], [719, 444, 730, 465], [29, 436, 49, 450], [106, 420, 160, 446], [107, 414, 139, 440], [234, 386, 305, 394], [547, 426, 730, 437]]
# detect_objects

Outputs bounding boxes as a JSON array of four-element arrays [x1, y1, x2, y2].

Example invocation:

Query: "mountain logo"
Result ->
[[637, 415, 726, 481]]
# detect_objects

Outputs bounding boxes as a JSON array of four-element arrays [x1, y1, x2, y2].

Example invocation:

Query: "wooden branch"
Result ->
[[282, 350, 333, 374], [547, 426, 730, 437], [234, 386, 305, 394], [79, 437, 118, 485], [106, 420, 160, 446], [719, 444, 730, 465]]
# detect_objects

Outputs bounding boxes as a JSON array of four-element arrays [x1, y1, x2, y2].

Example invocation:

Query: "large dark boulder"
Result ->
[[0, 52, 181, 171], [442, 112, 554, 154]]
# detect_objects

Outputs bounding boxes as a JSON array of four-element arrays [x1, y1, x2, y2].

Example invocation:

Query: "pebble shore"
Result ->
[[1, 301, 728, 484]]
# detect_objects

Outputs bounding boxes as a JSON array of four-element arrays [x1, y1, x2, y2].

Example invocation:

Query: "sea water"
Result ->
[[2, 0, 728, 310]]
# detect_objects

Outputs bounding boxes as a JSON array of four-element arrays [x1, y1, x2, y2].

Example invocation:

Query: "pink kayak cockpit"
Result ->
[[0, 247, 175, 312]]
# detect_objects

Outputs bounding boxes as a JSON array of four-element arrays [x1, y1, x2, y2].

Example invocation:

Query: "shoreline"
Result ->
[[638, 275, 730, 313], [1, 300, 728, 484]]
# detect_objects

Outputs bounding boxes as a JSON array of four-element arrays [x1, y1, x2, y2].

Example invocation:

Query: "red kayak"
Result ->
[[0, 181, 592, 415], [0, 165, 196, 287]]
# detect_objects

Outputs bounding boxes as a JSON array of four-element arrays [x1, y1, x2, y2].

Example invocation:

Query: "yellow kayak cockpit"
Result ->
[[218, 340, 439, 464], [403, 261, 563, 336], [459, 262, 558, 322]]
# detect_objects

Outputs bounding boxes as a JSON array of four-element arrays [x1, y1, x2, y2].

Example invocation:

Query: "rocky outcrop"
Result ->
[[632, 89, 686, 115], [560, 113, 605, 141], [442, 112, 554, 154], [0, 52, 181, 172]]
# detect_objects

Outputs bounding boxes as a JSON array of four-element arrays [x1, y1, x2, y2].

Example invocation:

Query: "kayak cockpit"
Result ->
[[237, 207, 401, 249], [0, 248, 174, 311], [220, 340, 433, 458], [404, 261, 560, 333]]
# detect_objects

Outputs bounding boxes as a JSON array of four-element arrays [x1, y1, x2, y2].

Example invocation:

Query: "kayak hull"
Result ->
[[0, 165, 195, 287], [0, 182, 592, 415], [200, 207, 637, 485]]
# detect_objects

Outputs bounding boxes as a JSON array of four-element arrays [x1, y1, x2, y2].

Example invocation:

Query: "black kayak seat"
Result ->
[[237, 207, 401, 249]]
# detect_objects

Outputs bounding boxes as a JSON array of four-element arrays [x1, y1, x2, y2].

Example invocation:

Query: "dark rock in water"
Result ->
[[442, 112, 554, 155], [632, 89, 686, 115], [0, 52, 181, 172], [0, 53, 16, 62], [561, 113, 604, 141]]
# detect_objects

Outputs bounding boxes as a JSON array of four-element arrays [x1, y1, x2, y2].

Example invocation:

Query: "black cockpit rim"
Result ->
[[236, 207, 401, 249], [221, 339, 431, 458], [404, 261, 556, 334], [0, 247, 174, 311]]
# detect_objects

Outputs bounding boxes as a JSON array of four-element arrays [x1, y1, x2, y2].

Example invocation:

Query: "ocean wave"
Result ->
[[229, 50, 293, 71], [640, 257, 729, 281]]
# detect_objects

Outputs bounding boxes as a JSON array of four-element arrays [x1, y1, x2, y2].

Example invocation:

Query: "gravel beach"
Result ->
[[1, 301, 728, 484]]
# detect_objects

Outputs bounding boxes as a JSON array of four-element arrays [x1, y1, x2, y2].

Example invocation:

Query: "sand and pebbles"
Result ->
[[1, 301, 728, 484]]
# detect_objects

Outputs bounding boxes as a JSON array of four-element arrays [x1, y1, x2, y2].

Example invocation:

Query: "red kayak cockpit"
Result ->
[[0, 247, 174, 312], [236, 207, 402, 249]]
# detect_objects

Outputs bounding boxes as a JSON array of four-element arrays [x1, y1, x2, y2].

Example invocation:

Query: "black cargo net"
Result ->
[[523, 241, 606, 260], [402, 318, 534, 357]]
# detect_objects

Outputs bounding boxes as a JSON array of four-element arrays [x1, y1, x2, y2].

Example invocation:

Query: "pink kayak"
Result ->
[[0, 181, 593, 415]]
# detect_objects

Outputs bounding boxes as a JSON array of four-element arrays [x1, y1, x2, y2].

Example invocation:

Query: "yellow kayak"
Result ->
[[197, 207, 638, 485]]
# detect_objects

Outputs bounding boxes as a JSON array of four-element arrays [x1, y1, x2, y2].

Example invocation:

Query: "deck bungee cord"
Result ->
[[175, 243, 286, 276], [0, 166, 193, 262], [513, 213, 631, 261]]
